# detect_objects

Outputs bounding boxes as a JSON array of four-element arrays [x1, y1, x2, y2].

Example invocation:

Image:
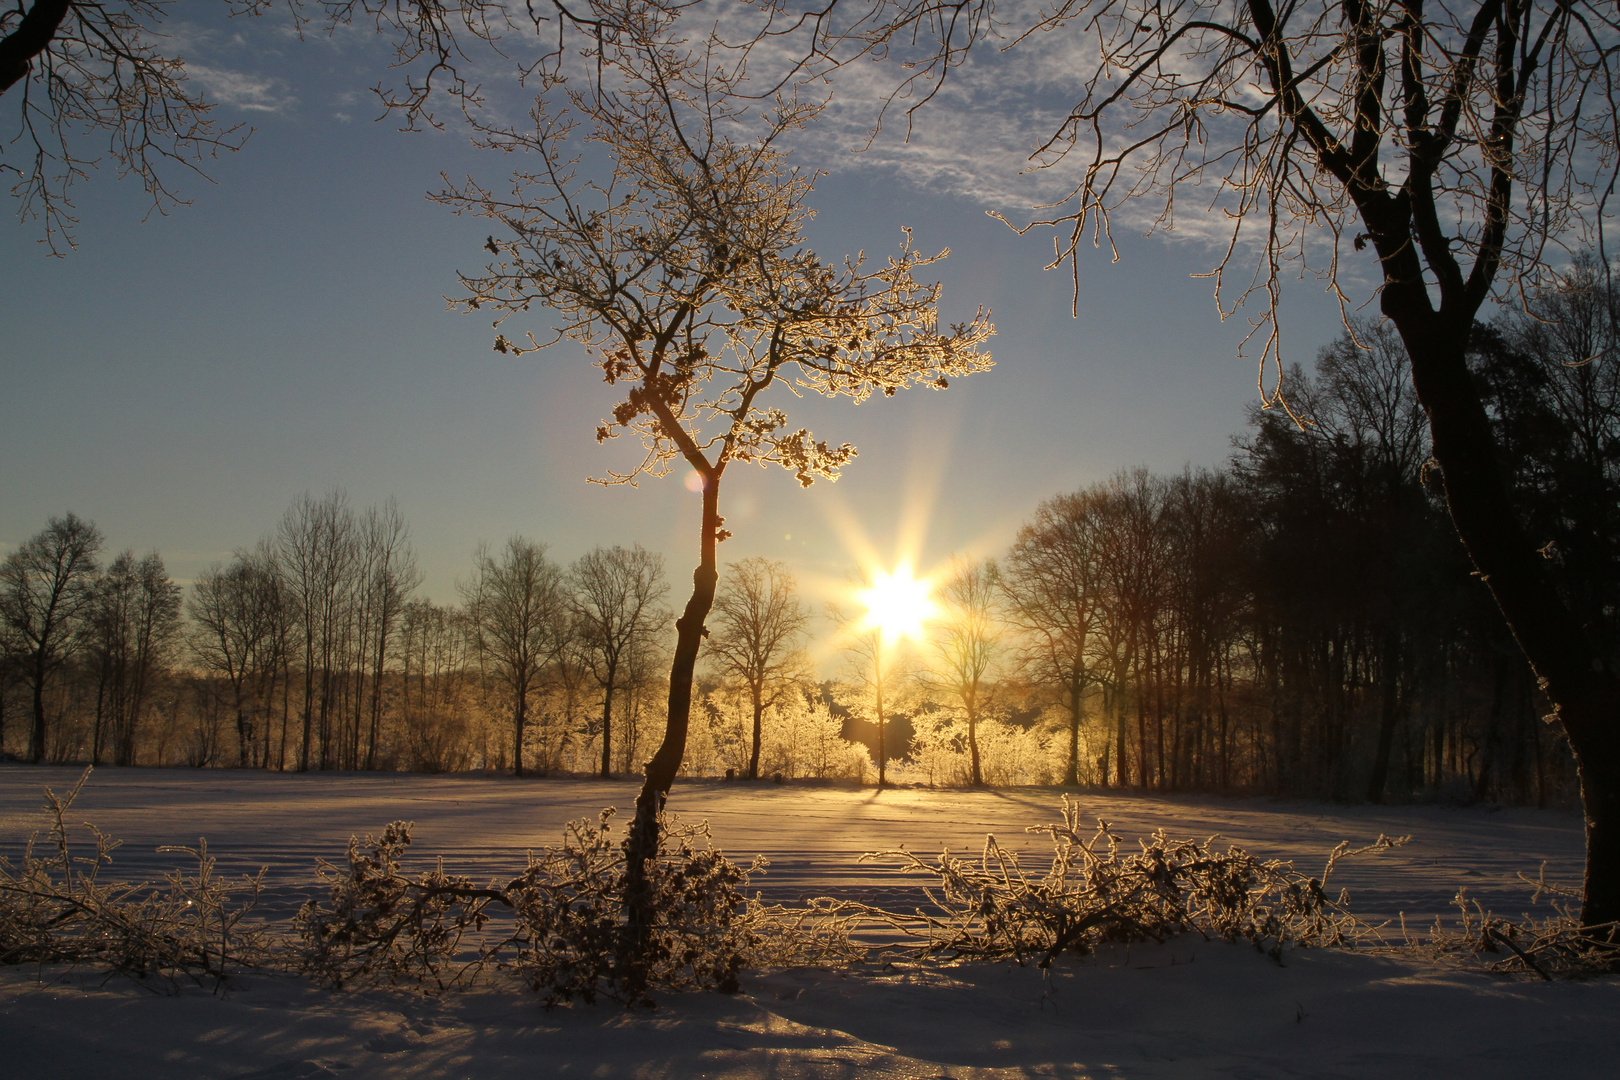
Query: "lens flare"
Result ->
[[858, 563, 935, 645]]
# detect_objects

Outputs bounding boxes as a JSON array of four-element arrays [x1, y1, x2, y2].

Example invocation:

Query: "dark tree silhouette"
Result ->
[[0, 512, 102, 762]]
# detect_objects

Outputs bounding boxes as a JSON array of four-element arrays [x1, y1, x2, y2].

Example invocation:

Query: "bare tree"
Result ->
[[570, 544, 669, 779], [399, 596, 479, 772], [925, 557, 1001, 787], [462, 536, 567, 777], [439, 5, 992, 955], [706, 557, 810, 780], [0, 512, 102, 762], [1002, 492, 1111, 787], [85, 550, 182, 765], [277, 489, 359, 772], [190, 546, 285, 768], [356, 500, 422, 770]]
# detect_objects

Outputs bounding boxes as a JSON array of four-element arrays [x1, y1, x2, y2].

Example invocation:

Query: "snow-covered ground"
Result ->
[[2, 765, 1615, 1078]]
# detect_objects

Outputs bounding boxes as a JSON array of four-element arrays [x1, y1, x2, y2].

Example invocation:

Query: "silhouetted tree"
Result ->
[[87, 550, 182, 765], [355, 500, 422, 770], [0, 512, 102, 762], [277, 490, 359, 772], [190, 547, 285, 768], [1003, 492, 1111, 786]]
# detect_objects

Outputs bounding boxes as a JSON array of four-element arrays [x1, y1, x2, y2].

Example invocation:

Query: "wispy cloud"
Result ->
[[187, 63, 296, 113]]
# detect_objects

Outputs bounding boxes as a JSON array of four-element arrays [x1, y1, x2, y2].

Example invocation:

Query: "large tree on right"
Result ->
[[819, 0, 1620, 925]]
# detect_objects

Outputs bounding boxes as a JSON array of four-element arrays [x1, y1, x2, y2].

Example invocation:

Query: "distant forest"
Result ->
[[3, 264, 1615, 806]]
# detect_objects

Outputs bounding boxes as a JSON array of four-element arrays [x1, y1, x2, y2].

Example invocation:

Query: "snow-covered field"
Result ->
[[2, 765, 1615, 1078]]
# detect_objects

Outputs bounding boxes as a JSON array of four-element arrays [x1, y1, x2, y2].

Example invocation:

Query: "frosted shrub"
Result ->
[[0, 769, 268, 987], [293, 809, 766, 1005], [509, 811, 764, 1005], [688, 691, 868, 780], [903, 711, 972, 787], [977, 718, 1057, 786], [679, 701, 723, 777], [856, 796, 1402, 965], [1424, 868, 1620, 979], [294, 821, 499, 992], [897, 712, 1059, 787], [774, 696, 871, 780]]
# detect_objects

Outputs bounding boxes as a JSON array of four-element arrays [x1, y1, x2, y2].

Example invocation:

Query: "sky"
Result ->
[[0, 4, 1355, 615]]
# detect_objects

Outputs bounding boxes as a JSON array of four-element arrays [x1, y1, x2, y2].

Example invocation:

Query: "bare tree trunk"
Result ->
[[967, 702, 983, 787], [514, 684, 527, 777], [29, 672, 46, 764], [1065, 680, 1082, 787], [622, 472, 721, 995], [600, 668, 617, 779], [1392, 293, 1620, 928], [1366, 629, 1401, 803], [747, 681, 763, 780]]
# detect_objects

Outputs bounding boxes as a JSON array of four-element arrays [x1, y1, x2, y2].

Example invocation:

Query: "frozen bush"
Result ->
[[851, 796, 1403, 965], [292, 808, 768, 1005], [1422, 867, 1620, 979], [0, 768, 268, 988]]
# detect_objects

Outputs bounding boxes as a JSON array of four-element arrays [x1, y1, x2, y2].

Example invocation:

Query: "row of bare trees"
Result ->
[[0, 495, 679, 776]]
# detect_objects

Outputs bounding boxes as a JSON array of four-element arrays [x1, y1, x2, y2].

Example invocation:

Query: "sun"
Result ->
[[859, 563, 936, 645]]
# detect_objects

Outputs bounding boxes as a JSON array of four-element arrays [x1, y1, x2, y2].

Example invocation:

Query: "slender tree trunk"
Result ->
[[875, 669, 887, 788], [600, 668, 617, 780], [1066, 679, 1082, 787], [967, 703, 983, 787], [1115, 688, 1129, 787], [747, 681, 763, 780], [622, 469, 723, 996], [514, 682, 527, 778], [231, 667, 250, 769], [298, 666, 313, 773], [29, 665, 46, 764], [1366, 628, 1401, 803], [92, 669, 107, 766]]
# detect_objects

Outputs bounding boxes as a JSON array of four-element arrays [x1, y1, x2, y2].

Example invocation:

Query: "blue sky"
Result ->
[[0, 6, 1353, 610]]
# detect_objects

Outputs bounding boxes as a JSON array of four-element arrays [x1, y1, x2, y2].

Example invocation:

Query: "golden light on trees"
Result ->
[[857, 563, 935, 646]]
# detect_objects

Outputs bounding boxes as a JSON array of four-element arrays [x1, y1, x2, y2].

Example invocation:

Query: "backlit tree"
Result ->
[[438, 5, 993, 965]]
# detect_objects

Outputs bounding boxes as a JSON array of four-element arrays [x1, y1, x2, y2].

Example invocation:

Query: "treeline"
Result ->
[[3, 263, 1614, 802], [0, 492, 869, 781], [946, 257, 1615, 806]]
